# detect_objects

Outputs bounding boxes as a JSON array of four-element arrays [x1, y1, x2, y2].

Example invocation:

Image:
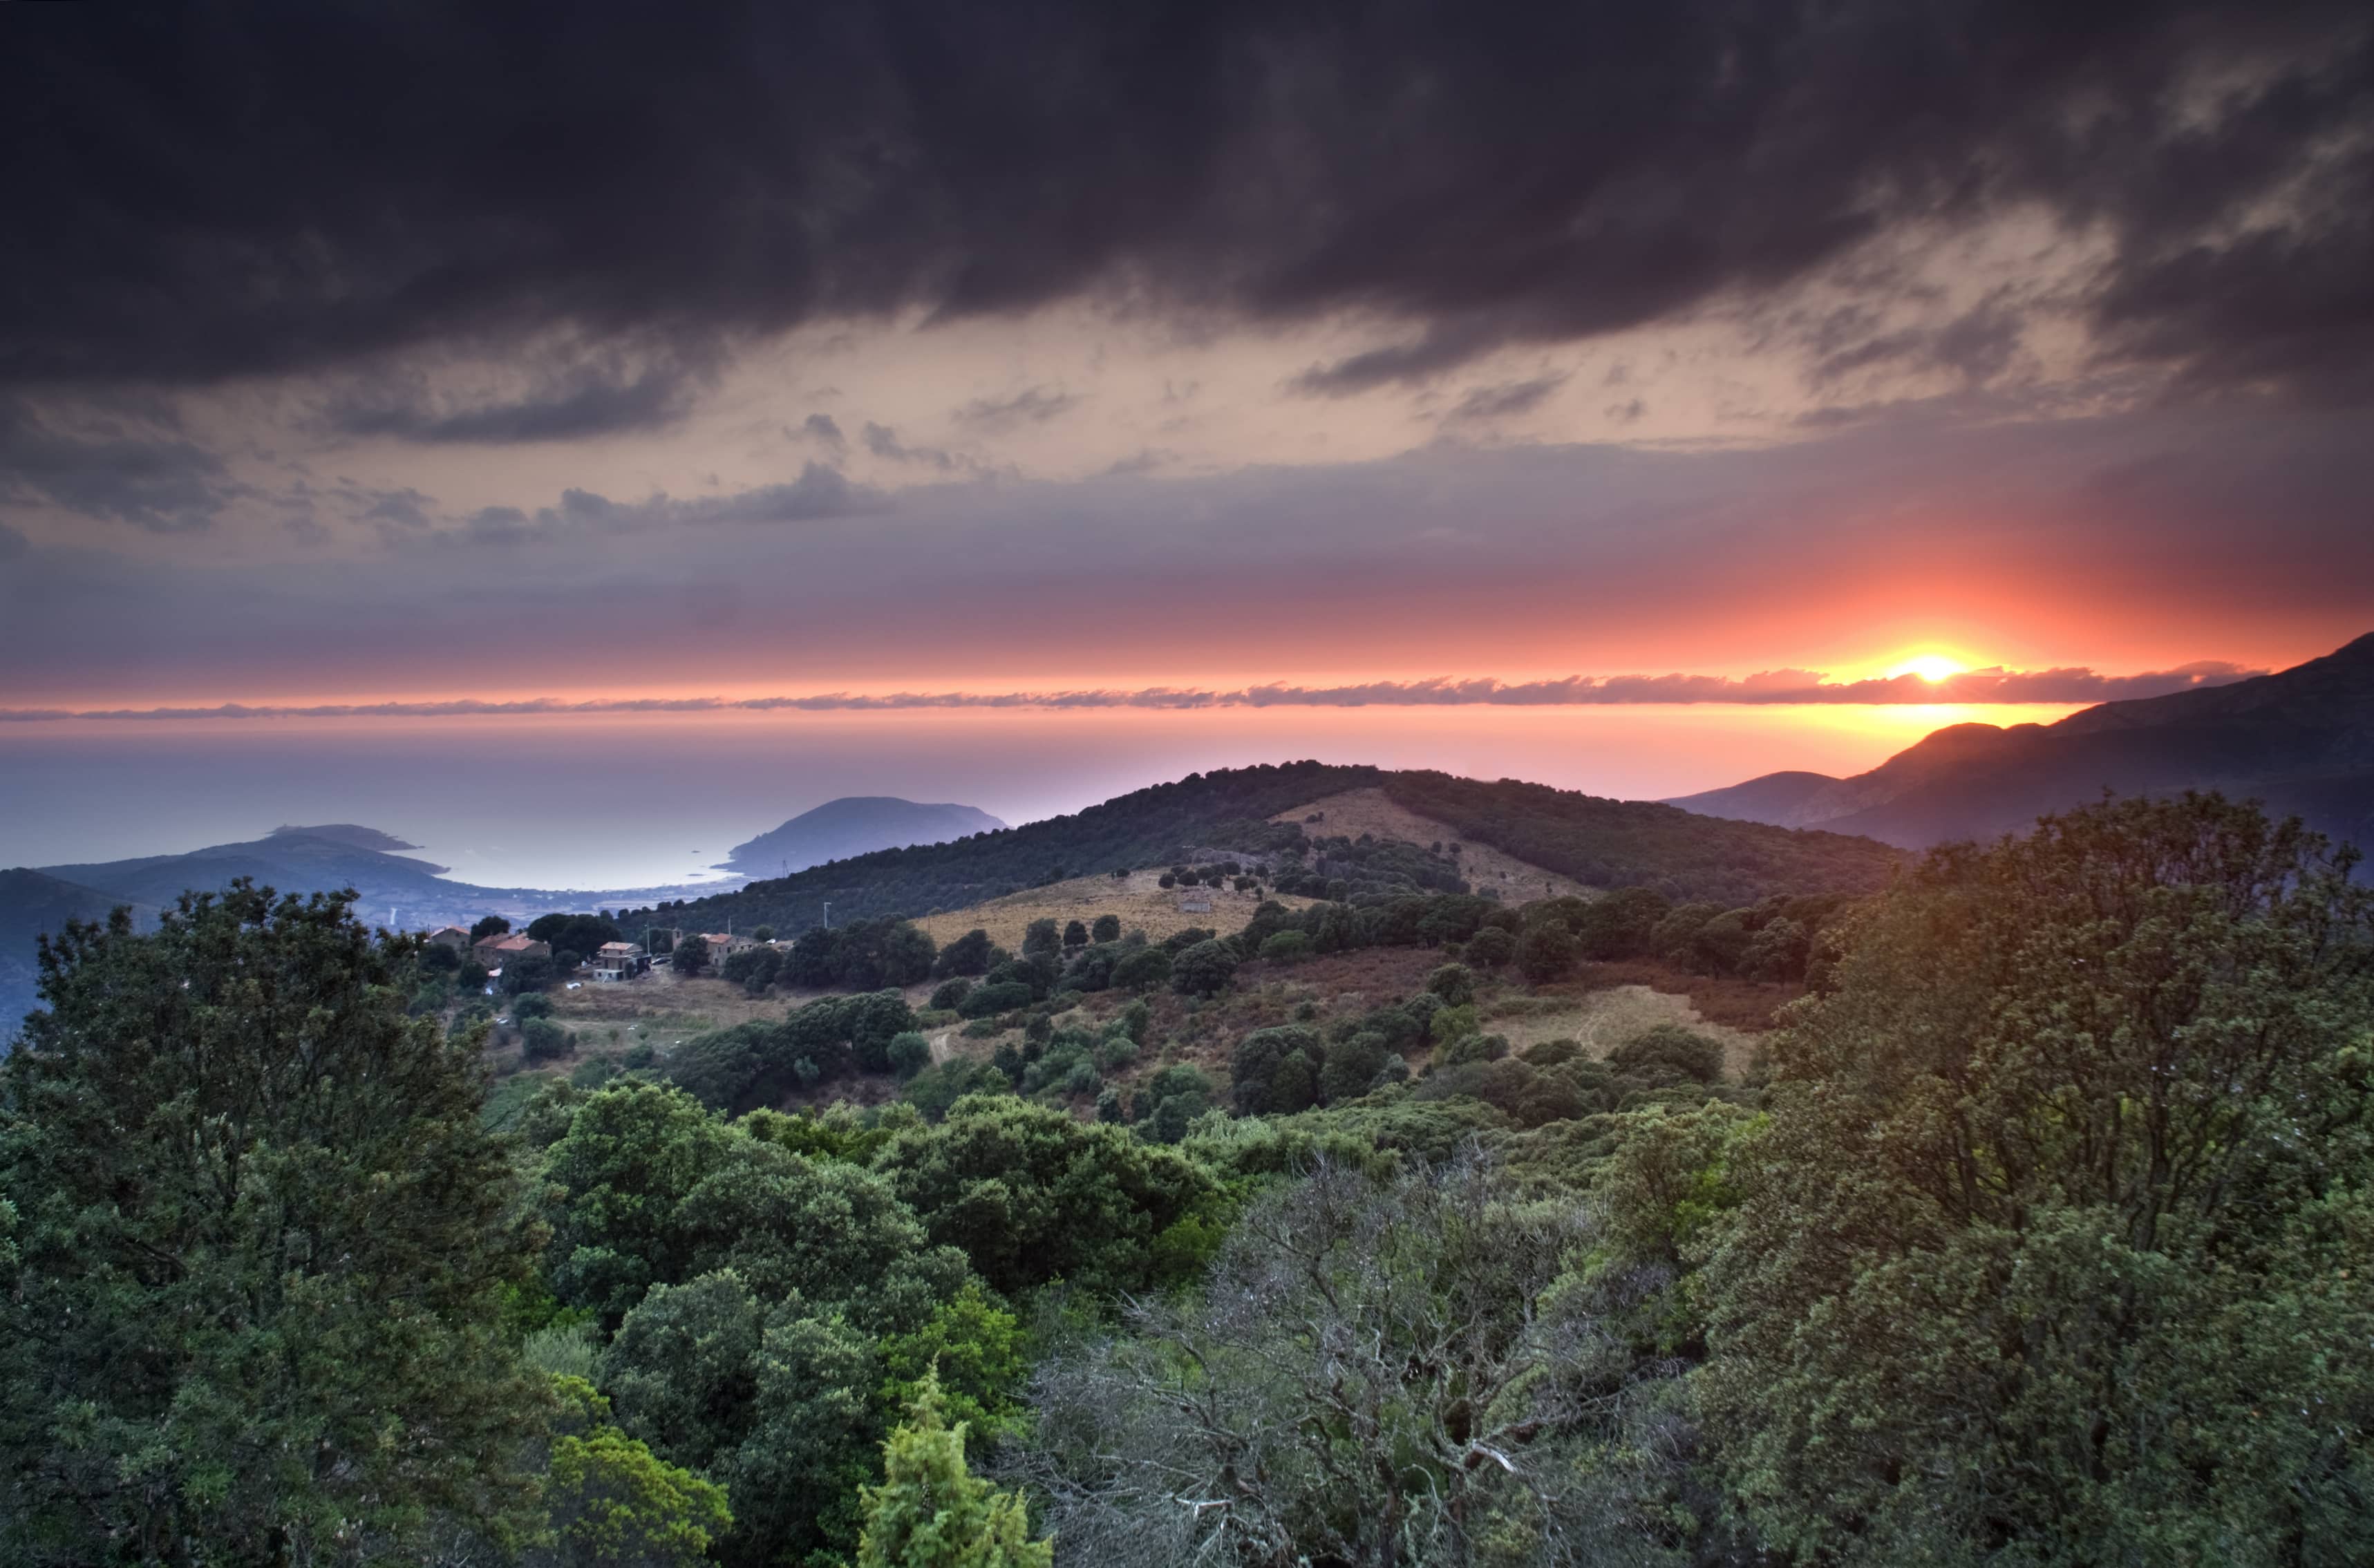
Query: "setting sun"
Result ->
[[1887, 653, 1970, 683]]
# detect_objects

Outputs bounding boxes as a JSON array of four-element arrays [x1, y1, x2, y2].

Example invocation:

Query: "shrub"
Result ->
[[1231, 1025, 1326, 1115], [1170, 939, 1240, 999], [1433, 1030, 1509, 1070], [886, 1032, 934, 1081], [958, 981, 1035, 1019], [1520, 1037, 1583, 1067], [901, 1058, 1014, 1120], [521, 1017, 574, 1061], [1111, 947, 1173, 992], [1091, 914, 1122, 943], [1462, 926, 1517, 967], [1062, 920, 1089, 949], [1258, 930, 1312, 964], [1514, 923, 1578, 984], [933, 928, 996, 979], [1608, 1024, 1726, 1084], [1425, 963, 1476, 1008], [1318, 1031, 1394, 1104], [929, 978, 973, 1012]]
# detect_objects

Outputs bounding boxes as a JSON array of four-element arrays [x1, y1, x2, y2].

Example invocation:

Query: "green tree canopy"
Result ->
[[0, 883, 548, 1563], [858, 1369, 1051, 1568], [1698, 795, 2374, 1564]]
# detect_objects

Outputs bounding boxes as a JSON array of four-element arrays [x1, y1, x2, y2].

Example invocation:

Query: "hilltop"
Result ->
[[1670, 630, 2374, 849], [722, 796, 1006, 876], [628, 760, 1903, 936]]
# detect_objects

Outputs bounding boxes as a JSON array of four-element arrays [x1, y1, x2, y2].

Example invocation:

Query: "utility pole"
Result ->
[[822, 900, 831, 930]]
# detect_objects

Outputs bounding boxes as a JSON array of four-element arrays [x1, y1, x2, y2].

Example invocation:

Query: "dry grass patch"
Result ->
[[914, 869, 1308, 953], [1480, 982, 1762, 1078], [1574, 960, 1802, 1032], [1272, 786, 1592, 903]]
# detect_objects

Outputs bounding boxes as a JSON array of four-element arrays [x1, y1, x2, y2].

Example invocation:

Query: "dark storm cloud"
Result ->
[[3, 1, 2368, 405], [384, 463, 887, 547], [861, 422, 960, 471], [331, 362, 699, 444], [0, 400, 238, 531], [954, 386, 1080, 428], [1447, 375, 1570, 422]]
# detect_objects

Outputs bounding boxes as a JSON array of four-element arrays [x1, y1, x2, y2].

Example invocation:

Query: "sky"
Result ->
[[2, 1, 2371, 877]]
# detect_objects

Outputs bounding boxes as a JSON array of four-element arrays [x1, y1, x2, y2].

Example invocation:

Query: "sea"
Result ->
[[0, 703, 2076, 894]]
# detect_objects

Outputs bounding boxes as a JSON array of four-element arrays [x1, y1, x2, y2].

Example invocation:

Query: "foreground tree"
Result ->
[[1019, 1156, 1658, 1566], [858, 1370, 1051, 1568], [1699, 795, 2374, 1564], [0, 882, 548, 1564]]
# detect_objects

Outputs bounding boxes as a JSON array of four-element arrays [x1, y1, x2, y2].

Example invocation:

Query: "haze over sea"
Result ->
[[0, 703, 2074, 891]]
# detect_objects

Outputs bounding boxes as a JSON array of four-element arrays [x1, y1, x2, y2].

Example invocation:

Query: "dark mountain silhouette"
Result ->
[[268, 823, 426, 853], [722, 797, 1008, 876], [0, 869, 157, 1039], [41, 830, 478, 918], [1669, 632, 2374, 851]]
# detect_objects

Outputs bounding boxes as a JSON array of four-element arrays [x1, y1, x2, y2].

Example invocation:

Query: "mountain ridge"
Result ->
[[1668, 632, 2374, 849], [722, 797, 1008, 876]]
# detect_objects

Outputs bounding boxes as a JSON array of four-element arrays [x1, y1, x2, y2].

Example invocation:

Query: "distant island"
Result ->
[[722, 796, 1008, 876]]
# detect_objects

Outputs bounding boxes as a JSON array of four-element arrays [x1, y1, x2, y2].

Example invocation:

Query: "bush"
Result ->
[[1022, 918, 1062, 956], [511, 992, 554, 1021], [1425, 963, 1476, 1008], [1514, 923, 1578, 984], [521, 1017, 574, 1062], [1462, 926, 1516, 967], [1257, 930, 1312, 964], [1608, 1024, 1726, 1084], [1091, 914, 1122, 943], [1231, 1025, 1325, 1115], [929, 978, 974, 1012], [1062, 920, 1089, 948], [1318, 1031, 1395, 1103], [901, 1058, 1014, 1120], [887, 1032, 934, 1080], [1433, 1030, 1508, 1070], [1169, 939, 1240, 999], [1111, 998, 1152, 1043], [1520, 1037, 1583, 1067], [1111, 947, 1173, 992], [959, 981, 1035, 1019]]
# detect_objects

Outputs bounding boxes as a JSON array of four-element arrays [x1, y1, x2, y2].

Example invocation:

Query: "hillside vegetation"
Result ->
[[634, 761, 1899, 936], [6, 793, 2365, 1566]]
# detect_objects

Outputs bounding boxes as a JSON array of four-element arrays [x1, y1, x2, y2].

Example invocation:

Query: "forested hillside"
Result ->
[[1383, 771, 1902, 904], [6, 793, 2366, 1565], [637, 761, 1900, 936], [639, 762, 1377, 933]]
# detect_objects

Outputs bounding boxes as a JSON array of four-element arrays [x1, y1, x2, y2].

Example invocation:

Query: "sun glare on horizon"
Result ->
[[1884, 652, 1971, 683]]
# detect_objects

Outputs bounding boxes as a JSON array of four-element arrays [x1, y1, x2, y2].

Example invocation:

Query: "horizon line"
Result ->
[[0, 661, 2265, 722]]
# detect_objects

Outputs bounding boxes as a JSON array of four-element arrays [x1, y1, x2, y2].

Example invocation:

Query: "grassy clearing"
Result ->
[[1272, 786, 1593, 902], [1476, 981, 1762, 1077], [913, 868, 1310, 954]]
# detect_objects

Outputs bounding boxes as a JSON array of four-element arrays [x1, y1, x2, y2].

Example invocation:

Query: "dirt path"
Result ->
[[929, 1029, 954, 1064]]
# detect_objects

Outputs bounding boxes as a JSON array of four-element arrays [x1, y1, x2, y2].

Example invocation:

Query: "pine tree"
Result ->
[[1, 882, 549, 1563], [857, 1369, 1051, 1568]]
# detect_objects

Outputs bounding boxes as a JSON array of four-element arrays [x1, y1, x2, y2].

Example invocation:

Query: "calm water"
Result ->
[[0, 703, 2075, 891]]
